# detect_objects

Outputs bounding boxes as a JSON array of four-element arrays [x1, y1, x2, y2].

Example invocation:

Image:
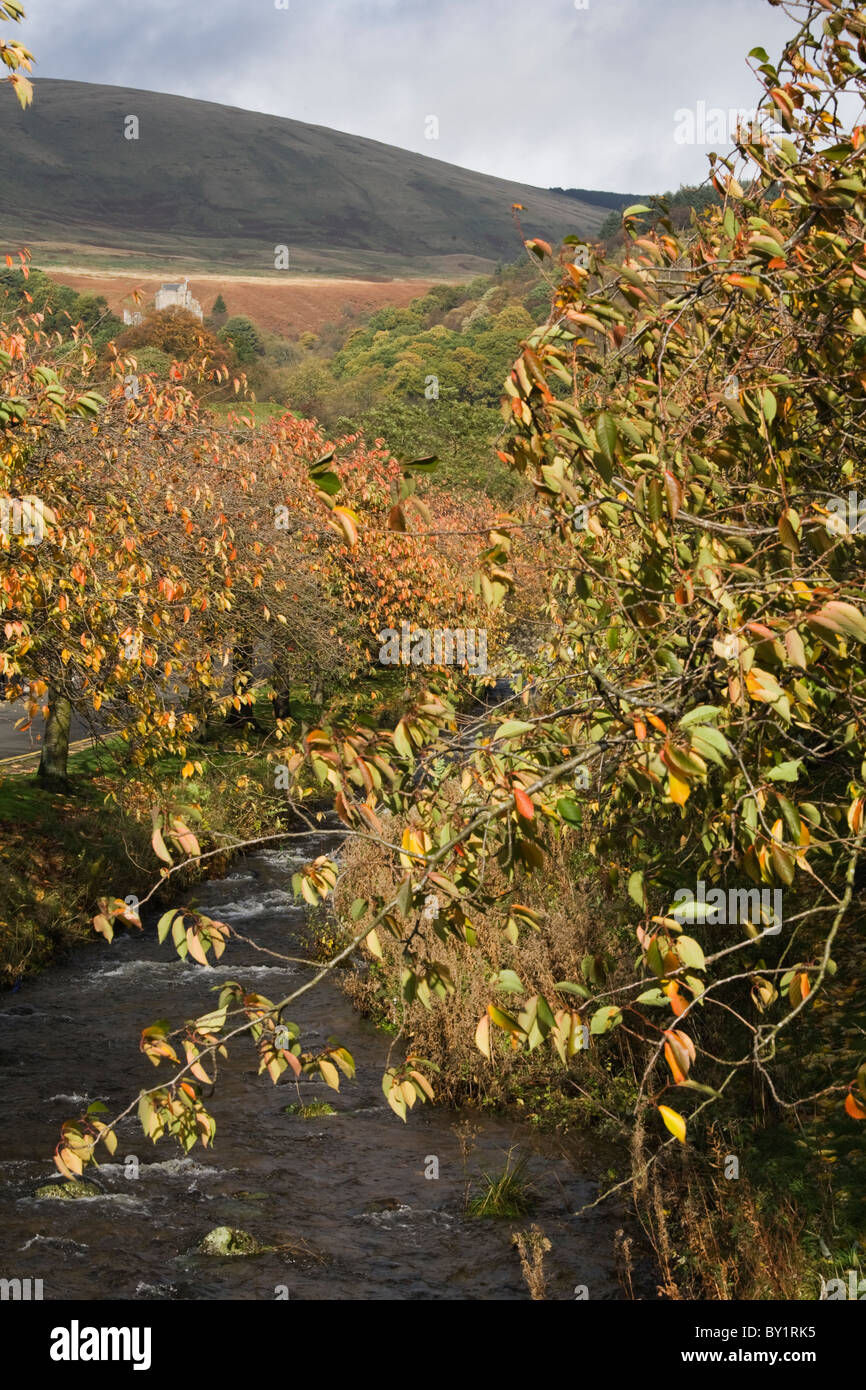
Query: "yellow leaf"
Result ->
[[12, 73, 33, 109], [399, 827, 427, 870], [318, 1058, 340, 1090], [332, 506, 359, 548], [658, 1104, 687, 1143], [668, 771, 690, 805]]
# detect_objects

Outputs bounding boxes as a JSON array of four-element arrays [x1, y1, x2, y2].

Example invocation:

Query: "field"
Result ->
[[47, 268, 439, 337]]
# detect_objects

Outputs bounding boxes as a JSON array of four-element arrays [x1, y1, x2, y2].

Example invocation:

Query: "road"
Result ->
[[0, 699, 93, 770]]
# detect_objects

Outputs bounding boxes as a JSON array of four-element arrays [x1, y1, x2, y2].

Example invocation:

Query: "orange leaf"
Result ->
[[664, 1042, 686, 1084], [514, 787, 535, 820], [845, 1092, 866, 1120]]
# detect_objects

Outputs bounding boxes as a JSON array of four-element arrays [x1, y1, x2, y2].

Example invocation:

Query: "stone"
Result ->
[[198, 1226, 263, 1256], [34, 1181, 102, 1199]]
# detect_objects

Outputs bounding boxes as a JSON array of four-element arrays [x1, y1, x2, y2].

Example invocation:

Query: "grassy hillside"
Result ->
[[0, 80, 609, 276]]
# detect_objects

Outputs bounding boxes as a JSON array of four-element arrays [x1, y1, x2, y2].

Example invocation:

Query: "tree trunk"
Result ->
[[226, 635, 261, 730], [37, 690, 72, 786]]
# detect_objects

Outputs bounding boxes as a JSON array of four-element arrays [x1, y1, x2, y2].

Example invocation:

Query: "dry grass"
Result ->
[[670, 1134, 810, 1300], [512, 1225, 552, 1300], [49, 271, 438, 338], [333, 792, 601, 1103]]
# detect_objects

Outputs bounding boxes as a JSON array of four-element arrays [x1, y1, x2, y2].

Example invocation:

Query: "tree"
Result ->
[[118, 307, 233, 375], [218, 314, 264, 364], [211, 293, 227, 316]]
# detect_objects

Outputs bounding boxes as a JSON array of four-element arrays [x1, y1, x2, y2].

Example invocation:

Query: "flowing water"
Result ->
[[0, 828, 644, 1301]]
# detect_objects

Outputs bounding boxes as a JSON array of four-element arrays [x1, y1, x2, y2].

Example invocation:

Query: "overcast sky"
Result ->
[[20, 0, 795, 193]]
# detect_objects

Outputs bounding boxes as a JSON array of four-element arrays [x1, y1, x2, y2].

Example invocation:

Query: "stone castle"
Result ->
[[123, 277, 203, 325]]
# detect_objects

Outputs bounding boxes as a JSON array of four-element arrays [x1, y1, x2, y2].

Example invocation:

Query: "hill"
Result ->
[[0, 80, 611, 277]]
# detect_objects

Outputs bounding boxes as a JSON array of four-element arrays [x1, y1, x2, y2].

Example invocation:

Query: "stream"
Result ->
[[0, 826, 642, 1301]]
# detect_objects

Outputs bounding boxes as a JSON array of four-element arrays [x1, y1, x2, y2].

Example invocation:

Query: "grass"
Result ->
[[466, 1149, 534, 1219], [283, 1100, 337, 1118], [0, 704, 303, 983], [0, 736, 126, 822]]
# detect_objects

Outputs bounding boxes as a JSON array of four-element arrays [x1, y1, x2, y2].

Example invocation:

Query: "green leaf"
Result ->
[[157, 909, 179, 944], [395, 878, 413, 917], [767, 759, 803, 783], [679, 1079, 723, 1099], [676, 935, 706, 971], [679, 705, 721, 728], [596, 412, 618, 465], [393, 721, 413, 759], [627, 869, 646, 908], [635, 988, 669, 1006], [690, 726, 732, 766], [493, 719, 534, 741], [816, 602, 866, 645], [488, 1005, 524, 1036], [554, 980, 591, 999], [590, 1005, 622, 1035], [556, 797, 582, 826], [495, 969, 524, 994], [312, 471, 342, 497]]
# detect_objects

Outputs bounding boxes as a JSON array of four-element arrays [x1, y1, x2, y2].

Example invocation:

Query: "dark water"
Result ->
[[0, 830, 641, 1300]]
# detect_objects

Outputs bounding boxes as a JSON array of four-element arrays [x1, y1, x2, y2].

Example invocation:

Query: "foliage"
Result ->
[[219, 314, 264, 364], [0, 265, 122, 350], [467, 1148, 534, 1218], [598, 184, 722, 241], [0, 0, 32, 109], [4, 0, 863, 1291], [283, 1099, 337, 1117], [117, 306, 235, 382]]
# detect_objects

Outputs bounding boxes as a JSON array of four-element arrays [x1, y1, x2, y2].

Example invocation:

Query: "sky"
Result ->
[[18, 0, 797, 194]]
